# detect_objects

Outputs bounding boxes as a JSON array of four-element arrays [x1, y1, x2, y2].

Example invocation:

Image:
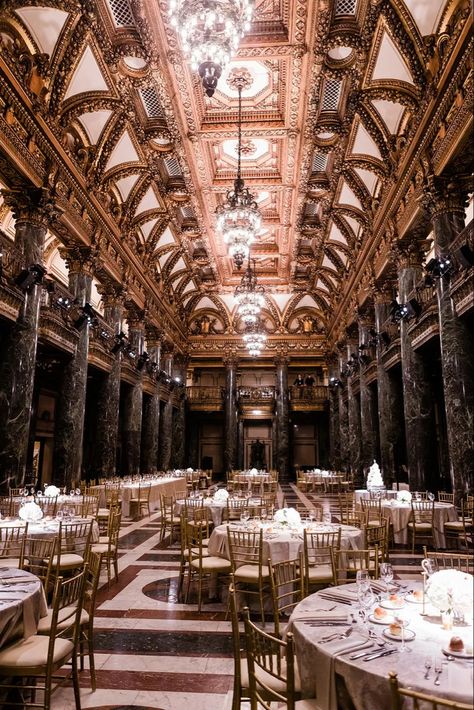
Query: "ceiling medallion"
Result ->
[[243, 319, 266, 357], [234, 257, 265, 325], [169, 1, 254, 97], [216, 77, 261, 269]]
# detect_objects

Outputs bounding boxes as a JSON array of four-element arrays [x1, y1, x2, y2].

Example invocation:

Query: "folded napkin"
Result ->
[[370, 581, 398, 593], [319, 589, 358, 603], [0, 577, 35, 586], [325, 632, 372, 656], [292, 609, 349, 623]]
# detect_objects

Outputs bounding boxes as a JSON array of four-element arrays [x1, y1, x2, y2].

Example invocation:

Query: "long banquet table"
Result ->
[[0, 517, 100, 544], [95, 477, 187, 517], [0, 568, 47, 650], [287, 581, 474, 710]]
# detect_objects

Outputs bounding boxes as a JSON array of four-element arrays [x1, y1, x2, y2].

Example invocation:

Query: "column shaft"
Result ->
[[346, 342, 362, 484], [122, 321, 144, 476], [224, 356, 238, 472], [158, 397, 173, 470], [140, 342, 161, 473], [275, 356, 290, 481], [358, 320, 377, 470]]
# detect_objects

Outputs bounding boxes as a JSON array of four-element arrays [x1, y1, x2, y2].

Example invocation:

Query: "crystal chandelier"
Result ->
[[216, 77, 261, 269], [235, 257, 265, 325], [169, 0, 254, 97], [243, 320, 266, 357]]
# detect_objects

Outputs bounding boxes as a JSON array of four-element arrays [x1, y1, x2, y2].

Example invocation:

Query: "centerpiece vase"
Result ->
[[441, 610, 454, 630]]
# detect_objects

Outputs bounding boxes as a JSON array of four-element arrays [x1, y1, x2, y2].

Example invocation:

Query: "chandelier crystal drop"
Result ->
[[169, 0, 254, 97], [235, 258, 265, 325], [216, 80, 261, 268], [243, 320, 266, 357]]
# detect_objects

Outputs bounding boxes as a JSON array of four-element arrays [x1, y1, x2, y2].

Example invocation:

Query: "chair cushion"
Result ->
[[97, 509, 110, 518], [240, 655, 302, 695], [307, 564, 334, 582], [407, 522, 432, 530], [444, 521, 472, 529], [0, 635, 73, 672], [234, 564, 270, 581], [37, 606, 89, 633], [51, 553, 84, 568], [191, 556, 231, 572], [0, 558, 20, 568], [91, 543, 116, 554]]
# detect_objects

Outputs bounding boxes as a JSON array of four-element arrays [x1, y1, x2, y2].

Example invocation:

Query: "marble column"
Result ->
[[398, 245, 438, 491], [94, 283, 125, 476], [223, 354, 238, 472], [121, 311, 145, 476], [170, 354, 187, 469], [327, 356, 341, 469], [423, 179, 474, 501], [346, 339, 363, 484], [158, 343, 174, 471], [140, 332, 161, 473], [53, 246, 95, 488], [0, 188, 59, 489], [238, 418, 245, 470], [337, 349, 350, 471], [187, 415, 199, 469], [275, 355, 290, 481], [358, 314, 377, 471], [374, 286, 404, 487]]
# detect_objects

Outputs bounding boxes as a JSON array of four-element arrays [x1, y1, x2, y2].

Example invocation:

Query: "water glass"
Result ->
[[356, 569, 370, 591], [357, 586, 374, 627], [380, 562, 394, 597], [240, 511, 250, 527]]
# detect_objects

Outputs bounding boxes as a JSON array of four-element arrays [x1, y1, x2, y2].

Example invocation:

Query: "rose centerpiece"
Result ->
[[44, 485, 60, 497], [19, 501, 43, 523], [214, 488, 229, 503], [397, 490, 412, 504], [273, 508, 301, 526], [426, 569, 473, 628]]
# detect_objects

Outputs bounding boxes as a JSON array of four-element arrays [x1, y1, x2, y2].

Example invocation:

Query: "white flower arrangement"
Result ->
[[19, 501, 43, 523], [249, 468, 259, 476], [426, 569, 473, 614], [44, 485, 60, 497], [214, 489, 229, 503], [273, 508, 301, 526], [186, 468, 193, 474], [397, 490, 412, 503]]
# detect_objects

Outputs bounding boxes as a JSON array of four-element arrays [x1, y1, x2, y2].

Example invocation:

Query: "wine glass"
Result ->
[[428, 491, 435, 502], [260, 508, 268, 523], [394, 614, 411, 653], [380, 562, 394, 598], [357, 586, 375, 628], [240, 510, 250, 527], [356, 569, 371, 591]]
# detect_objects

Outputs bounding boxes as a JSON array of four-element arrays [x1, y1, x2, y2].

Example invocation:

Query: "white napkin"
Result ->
[[292, 609, 349, 623], [320, 589, 358, 603]]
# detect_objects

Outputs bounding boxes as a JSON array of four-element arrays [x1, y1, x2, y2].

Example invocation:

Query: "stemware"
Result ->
[[357, 586, 375, 628], [394, 615, 411, 653], [380, 562, 394, 598], [424, 655, 433, 679], [356, 569, 371, 591], [240, 510, 250, 527]]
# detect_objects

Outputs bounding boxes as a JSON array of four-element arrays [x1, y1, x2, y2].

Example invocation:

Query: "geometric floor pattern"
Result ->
[[51, 484, 424, 709]]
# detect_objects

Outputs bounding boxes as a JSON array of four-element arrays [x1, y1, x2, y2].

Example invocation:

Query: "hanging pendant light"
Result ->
[[235, 257, 265, 325], [216, 77, 261, 269], [169, 0, 254, 97], [243, 319, 266, 357]]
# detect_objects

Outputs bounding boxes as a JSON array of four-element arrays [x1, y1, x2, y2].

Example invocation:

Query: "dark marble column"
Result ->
[[94, 283, 125, 477], [187, 415, 200, 469], [346, 339, 363, 484], [398, 245, 438, 491], [238, 418, 245, 470], [337, 349, 350, 471], [358, 314, 377, 472], [423, 179, 474, 501], [140, 334, 161, 473], [275, 355, 290, 481], [121, 311, 145, 476], [327, 356, 341, 469], [53, 246, 95, 488], [374, 286, 405, 487], [0, 188, 59, 489], [223, 354, 238, 472], [170, 354, 187, 469], [158, 342, 174, 471]]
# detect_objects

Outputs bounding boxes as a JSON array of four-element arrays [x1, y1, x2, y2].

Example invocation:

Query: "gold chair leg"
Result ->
[[88, 630, 97, 692], [72, 651, 82, 710]]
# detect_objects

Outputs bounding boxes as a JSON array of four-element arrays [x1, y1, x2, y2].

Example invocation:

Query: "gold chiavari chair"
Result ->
[[242, 607, 319, 710], [333, 547, 379, 585], [437, 491, 455, 503], [159, 493, 181, 543], [21, 536, 56, 597], [0, 566, 87, 710], [388, 671, 473, 710], [227, 528, 270, 626], [422, 547, 473, 574], [0, 496, 12, 517], [270, 559, 304, 639], [295, 502, 324, 522], [444, 499, 473, 549], [300, 528, 340, 596], [364, 517, 390, 564], [296, 470, 309, 492], [92, 508, 122, 586], [184, 519, 231, 612], [81, 494, 100, 518], [0, 522, 28, 568], [52, 519, 93, 579], [223, 497, 251, 523], [408, 500, 435, 554], [360, 498, 383, 526]]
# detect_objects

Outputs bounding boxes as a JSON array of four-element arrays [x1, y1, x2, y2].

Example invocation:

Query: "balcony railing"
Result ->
[[238, 386, 275, 402], [187, 386, 224, 402], [288, 385, 328, 403]]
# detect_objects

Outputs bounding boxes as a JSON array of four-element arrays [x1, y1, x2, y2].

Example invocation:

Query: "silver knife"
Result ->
[[363, 649, 398, 662], [349, 646, 376, 660]]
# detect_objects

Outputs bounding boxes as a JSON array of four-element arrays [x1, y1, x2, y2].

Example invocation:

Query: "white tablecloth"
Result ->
[[0, 568, 47, 649], [380, 502, 457, 547], [288, 582, 474, 710], [95, 477, 187, 517], [208, 522, 363, 564], [355, 490, 399, 505], [174, 497, 227, 527], [0, 517, 100, 544]]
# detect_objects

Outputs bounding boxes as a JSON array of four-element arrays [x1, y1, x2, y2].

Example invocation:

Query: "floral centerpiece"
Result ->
[[186, 467, 193, 474], [44, 485, 60, 497], [397, 490, 412, 504], [249, 468, 259, 476], [273, 508, 301, 526], [19, 501, 43, 523], [214, 488, 229, 503], [426, 569, 473, 624]]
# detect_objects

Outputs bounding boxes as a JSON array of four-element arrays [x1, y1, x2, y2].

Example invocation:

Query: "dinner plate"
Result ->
[[405, 592, 423, 604], [442, 646, 474, 659], [380, 598, 405, 610], [383, 628, 415, 642], [368, 613, 394, 625]]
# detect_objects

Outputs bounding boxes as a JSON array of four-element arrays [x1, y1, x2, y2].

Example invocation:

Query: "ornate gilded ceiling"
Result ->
[[0, 0, 471, 354]]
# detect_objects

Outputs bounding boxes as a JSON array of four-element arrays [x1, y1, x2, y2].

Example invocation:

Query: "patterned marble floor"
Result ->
[[50, 485, 425, 710]]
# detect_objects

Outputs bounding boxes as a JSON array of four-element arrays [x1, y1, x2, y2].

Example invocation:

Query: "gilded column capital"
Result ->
[[58, 245, 99, 276], [389, 241, 425, 270], [96, 279, 127, 308], [1, 186, 62, 228], [223, 352, 239, 369], [421, 175, 470, 219], [145, 324, 163, 346], [372, 280, 396, 305]]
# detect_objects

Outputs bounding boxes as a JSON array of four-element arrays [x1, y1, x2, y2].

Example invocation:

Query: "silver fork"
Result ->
[[321, 628, 352, 644]]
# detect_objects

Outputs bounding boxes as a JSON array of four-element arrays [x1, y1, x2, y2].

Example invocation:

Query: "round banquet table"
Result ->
[[174, 497, 227, 526], [0, 517, 100, 544], [0, 568, 47, 650], [379, 501, 457, 547], [354, 489, 399, 505], [287, 581, 474, 710], [207, 522, 363, 564]]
